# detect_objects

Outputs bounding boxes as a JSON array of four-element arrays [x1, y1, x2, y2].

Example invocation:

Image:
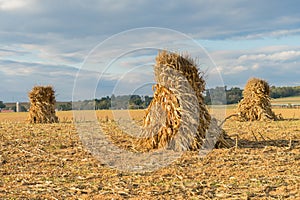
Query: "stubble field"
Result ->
[[0, 107, 299, 199]]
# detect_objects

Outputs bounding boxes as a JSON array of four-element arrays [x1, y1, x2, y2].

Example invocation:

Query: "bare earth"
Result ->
[[0, 109, 299, 199]]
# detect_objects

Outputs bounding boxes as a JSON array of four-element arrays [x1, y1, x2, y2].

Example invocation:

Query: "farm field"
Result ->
[[0, 108, 300, 199], [271, 96, 300, 105]]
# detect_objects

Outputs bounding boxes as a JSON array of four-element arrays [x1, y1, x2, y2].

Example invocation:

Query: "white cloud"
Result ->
[[1, 0, 300, 100], [208, 66, 223, 75], [235, 28, 300, 39], [238, 50, 300, 62], [0, 0, 26, 10], [252, 63, 260, 70], [0, 66, 35, 76], [269, 50, 300, 61], [223, 65, 248, 75], [0, 0, 36, 11]]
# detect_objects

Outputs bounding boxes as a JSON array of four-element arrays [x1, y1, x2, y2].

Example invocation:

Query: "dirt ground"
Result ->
[[0, 109, 299, 199]]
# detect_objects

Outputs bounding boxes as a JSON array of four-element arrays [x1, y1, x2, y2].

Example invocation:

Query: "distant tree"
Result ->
[[206, 86, 227, 105], [51, 84, 300, 111], [226, 87, 243, 104], [111, 95, 130, 109], [95, 96, 111, 110], [129, 95, 142, 108], [110, 94, 116, 109], [270, 86, 300, 98], [12, 105, 27, 112], [21, 105, 27, 112], [205, 86, 243, 105], [143, 95, 153, 108], [79, 100, 94, 110], [204, 90, 212, 105], [0, 101, 5, 109], [58, 102, 72, 111]]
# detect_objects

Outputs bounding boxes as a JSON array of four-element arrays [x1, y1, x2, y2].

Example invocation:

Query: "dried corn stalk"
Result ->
[[137, 51, 234, 151], [237, 78, 279, 121], [28, 85, 59, 123]]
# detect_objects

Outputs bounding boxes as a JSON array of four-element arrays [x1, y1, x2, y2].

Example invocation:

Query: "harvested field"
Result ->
[[0, 109, 299, 199], [271, 96, 300, 104]]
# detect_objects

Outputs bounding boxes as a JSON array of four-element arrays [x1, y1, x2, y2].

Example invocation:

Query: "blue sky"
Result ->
[[1, 0, 300, 102]]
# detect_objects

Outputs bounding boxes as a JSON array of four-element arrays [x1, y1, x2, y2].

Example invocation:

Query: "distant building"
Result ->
[[16, 102, 21, 112]]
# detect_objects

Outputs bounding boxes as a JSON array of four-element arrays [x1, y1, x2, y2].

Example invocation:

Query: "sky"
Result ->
[[1, 0, 300, 102]]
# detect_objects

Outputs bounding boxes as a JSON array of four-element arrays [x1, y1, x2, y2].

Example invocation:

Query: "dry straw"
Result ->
[[137, 51, 234, 151], [28, 85, 59, 123], [237, 78, 279, 121]]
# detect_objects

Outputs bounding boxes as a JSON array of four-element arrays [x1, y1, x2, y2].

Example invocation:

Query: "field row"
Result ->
[[0, 108, 299, 123]]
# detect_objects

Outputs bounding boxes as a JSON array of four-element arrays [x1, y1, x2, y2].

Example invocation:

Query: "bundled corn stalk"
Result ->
[[237, 78, 278, 121], [137, 51, 234, 151], [28, 85, 59, 123]]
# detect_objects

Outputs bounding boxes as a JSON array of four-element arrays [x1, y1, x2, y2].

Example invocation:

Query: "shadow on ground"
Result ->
[[238, 139, 300, 148]]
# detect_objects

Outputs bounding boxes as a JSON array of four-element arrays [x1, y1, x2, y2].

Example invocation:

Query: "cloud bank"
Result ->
[[0, 0, 300, 101]]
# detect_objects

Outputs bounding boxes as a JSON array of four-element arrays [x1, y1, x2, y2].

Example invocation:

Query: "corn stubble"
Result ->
[[27, 86, 59, 123], [137, 51, 234, 151], [237, 78, 280, 121]]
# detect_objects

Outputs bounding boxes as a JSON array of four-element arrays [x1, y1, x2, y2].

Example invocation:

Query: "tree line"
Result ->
[[69, 85, 300, 110], [270, 86, 300, 98], [204, 86, 243, 105], [1, 86, 299, 111], [204, 85, 300, 105], [71, 95, 153, 110]]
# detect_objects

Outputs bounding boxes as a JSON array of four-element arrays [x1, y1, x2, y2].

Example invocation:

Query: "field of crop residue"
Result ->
[[0, 108, 299, 199]]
